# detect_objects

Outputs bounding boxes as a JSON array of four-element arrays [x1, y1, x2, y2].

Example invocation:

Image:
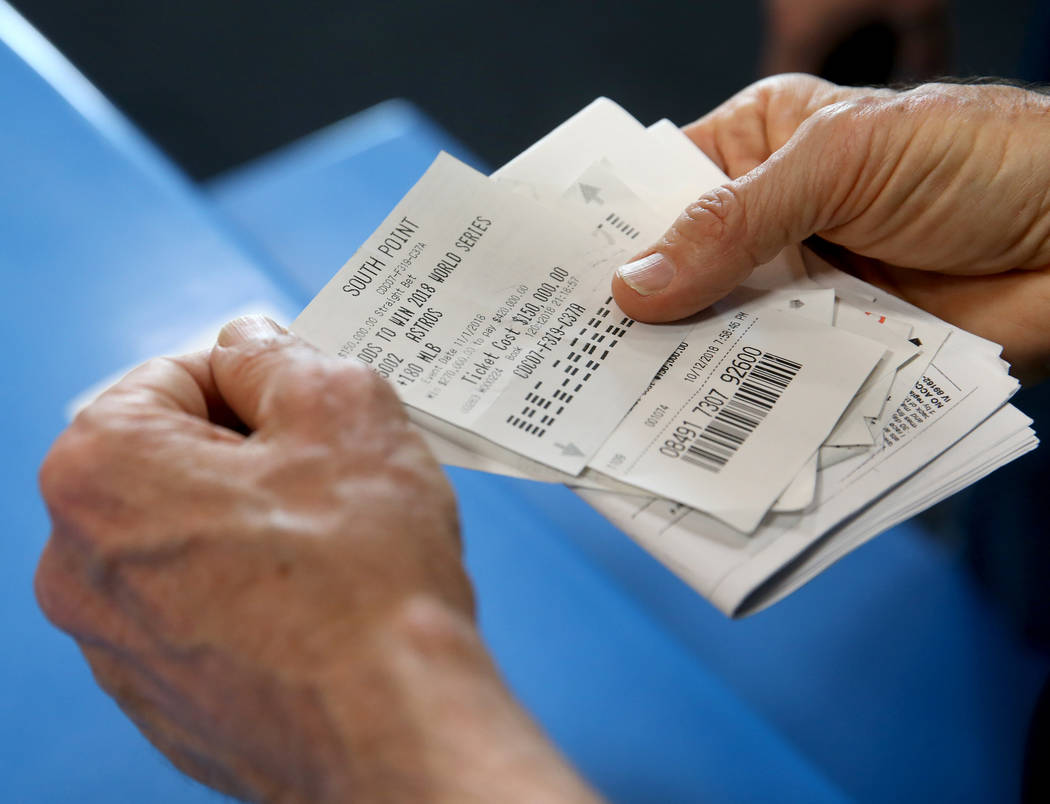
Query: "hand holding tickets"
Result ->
[[39, 77, 1046, 804], [294, 88, 1039, 616]]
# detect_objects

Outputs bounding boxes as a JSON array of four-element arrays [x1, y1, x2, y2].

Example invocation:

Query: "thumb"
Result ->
[[211, 315, 406, 437], [612, 113, 853, 322], [210, 314, 316, 431]]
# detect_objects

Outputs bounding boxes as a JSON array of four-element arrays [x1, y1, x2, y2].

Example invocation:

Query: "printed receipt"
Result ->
[[293, 153, 691, 474], [590, 307, 886, 533]]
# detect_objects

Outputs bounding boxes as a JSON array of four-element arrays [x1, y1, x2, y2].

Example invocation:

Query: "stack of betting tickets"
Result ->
[[295, 99, 1038, 617]]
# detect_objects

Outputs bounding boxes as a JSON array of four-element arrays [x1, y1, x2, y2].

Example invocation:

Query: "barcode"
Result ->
[[681, 352, 803, 472]]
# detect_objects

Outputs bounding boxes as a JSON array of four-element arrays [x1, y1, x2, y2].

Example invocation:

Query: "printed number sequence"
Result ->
[[661, 352, 803, 471]]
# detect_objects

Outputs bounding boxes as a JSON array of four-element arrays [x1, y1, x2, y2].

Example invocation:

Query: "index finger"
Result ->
[[103, 351, 214, 415], [81, 350, 243, 444], [683, 74, 871, 178]]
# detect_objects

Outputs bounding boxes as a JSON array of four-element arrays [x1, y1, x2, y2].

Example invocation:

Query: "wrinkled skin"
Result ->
[[613, 75, 1050, 382], [36, 318, 597, 803]]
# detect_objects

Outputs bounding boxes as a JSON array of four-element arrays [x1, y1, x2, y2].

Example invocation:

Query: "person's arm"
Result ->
[[613, 74, 1050, 383], [35, 316, 600, 803]]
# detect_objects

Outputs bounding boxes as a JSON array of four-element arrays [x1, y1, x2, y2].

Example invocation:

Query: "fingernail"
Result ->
[[617, 253, 675, 296], [217, 315, 285, 347]]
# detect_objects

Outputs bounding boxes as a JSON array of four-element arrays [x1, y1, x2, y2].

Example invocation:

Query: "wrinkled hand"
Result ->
[[36, 316, 595, 803], [613, 74, 1050, 382]]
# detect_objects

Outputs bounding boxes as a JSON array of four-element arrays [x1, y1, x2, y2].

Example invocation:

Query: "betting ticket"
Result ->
[[65, 94, 1036, 619], [590, 306, 884, 532], [281, 95, 1038, 617], [295, 104, 893, 524], [294, 152, 692, 475]]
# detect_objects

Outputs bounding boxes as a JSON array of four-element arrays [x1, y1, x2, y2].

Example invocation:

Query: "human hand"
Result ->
[[612, 74, 1050, 382], [36, 316, 596, 803]]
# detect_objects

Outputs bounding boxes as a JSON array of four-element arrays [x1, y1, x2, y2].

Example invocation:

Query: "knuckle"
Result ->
[[225, 335, 298, 387], [752, 74, 791, 93], [676, 184, 744, 248], [278, 358, 353, 409], [321, 357, 379, 395], [777, 72, 830, 89], [34, 542, 76, 630], [33, 544, 60, 622], [807, 99, 860, 131], [319, 357, 391, 404], [332, 361, 405, 425], [899, 83, 1010, 125], [345, 360, 401, 406], [287, 367, 344, 422], [386, 429, 456, 505], [904, 82, 963, 106], [391, 594, 477, 657], [280, 358, 334, 402], [811, 91, 896, 133], [138, 355, 177, 378], [800, 98, 886, 181], [38, 425, 105, 510], [740, 74, 820, 107], [38, 437, 72, 509], [277, 356, 403, 428]]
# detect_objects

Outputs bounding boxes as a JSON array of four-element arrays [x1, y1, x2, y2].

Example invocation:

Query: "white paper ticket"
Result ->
[[293, 152, 691, 475], [589, 307, 886, 532]]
